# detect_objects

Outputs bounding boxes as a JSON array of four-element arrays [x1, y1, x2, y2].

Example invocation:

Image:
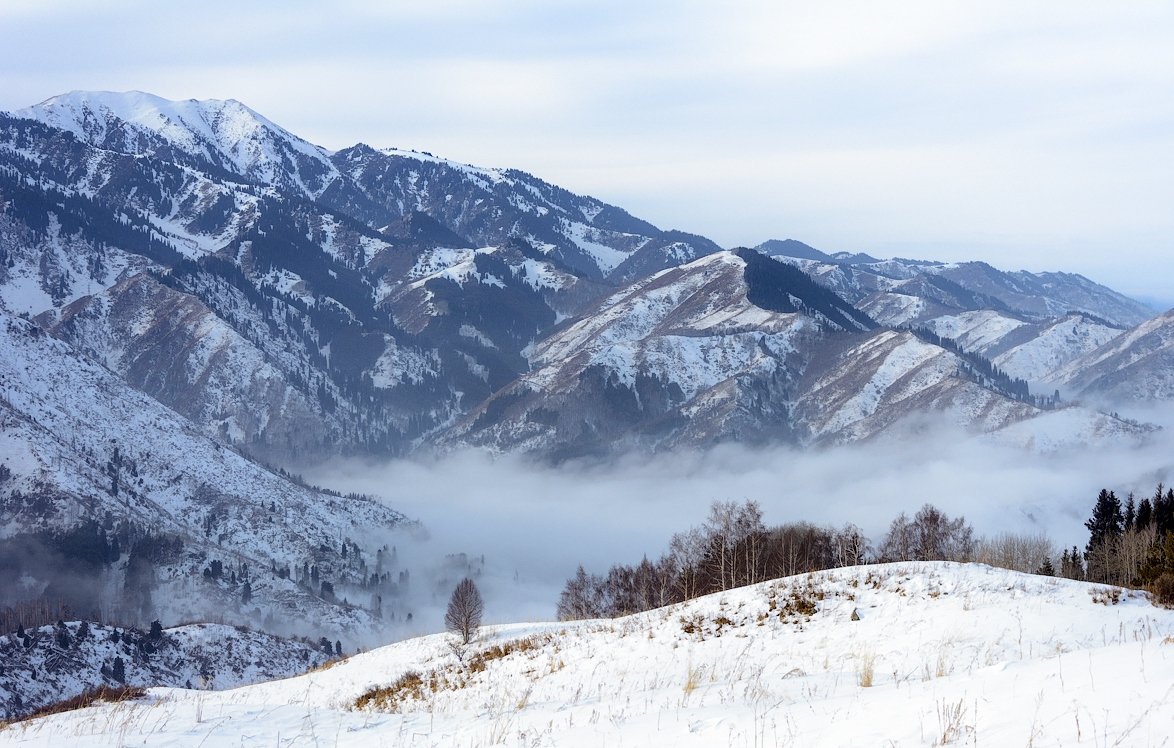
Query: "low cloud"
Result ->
[[307, 408, 1174, 634]]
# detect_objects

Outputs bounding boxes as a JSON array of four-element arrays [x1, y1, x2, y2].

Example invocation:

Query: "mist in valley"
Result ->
[[307, 405, 1174, 636]]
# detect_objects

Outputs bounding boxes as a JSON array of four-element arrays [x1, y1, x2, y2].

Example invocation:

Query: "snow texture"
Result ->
[[4, 563, 1172, 746]]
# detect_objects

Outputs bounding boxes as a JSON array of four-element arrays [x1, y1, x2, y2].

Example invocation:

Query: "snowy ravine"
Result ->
[[4, 562, 1172, 745]]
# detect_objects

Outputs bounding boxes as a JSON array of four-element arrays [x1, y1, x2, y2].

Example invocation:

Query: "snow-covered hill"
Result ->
[[0, 309, 415, 638], [0, 621, 328, 721], [43, 272, 361, 457], [7, 563, 1172, 745]]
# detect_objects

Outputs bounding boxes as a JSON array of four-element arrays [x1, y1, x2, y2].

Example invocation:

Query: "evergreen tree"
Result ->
[[112, 656, 126, 682], [1137, 498, 1154, 530], [149, 620, 163, 641], [1060, 546, 1085, 580], [1085, 489, 1124, 552], [1085, 489, 1125, 583]]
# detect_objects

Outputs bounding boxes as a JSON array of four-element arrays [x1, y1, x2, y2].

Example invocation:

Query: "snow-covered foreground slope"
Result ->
[[7, 563, 1173, 746]]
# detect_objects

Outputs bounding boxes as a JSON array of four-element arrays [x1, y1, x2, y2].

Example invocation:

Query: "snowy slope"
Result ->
[[0, 622, 328, 721], [0, 310, 414, 638], [920, 311, 1125, 385], [1054, 309, 1174, 401], [990, 314, 1126, 385], [444, 250, 846, 454], [6, 563, 1173, 745], [333, 143, 721, 281], [44, 272, 356, 456], [443, 249, 1138, 456]]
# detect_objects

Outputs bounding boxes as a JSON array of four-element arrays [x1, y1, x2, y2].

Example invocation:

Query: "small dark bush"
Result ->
[[1150, 573, 1174, 607]]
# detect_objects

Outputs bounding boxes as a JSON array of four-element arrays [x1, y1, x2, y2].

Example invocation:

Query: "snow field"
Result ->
[[5, 562, 1173, 746]]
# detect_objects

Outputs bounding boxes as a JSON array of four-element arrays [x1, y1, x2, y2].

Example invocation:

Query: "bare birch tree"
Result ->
[[445, 577, 483, 644]]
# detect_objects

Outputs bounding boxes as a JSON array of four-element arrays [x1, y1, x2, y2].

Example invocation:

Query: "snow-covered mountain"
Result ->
[[1054, 309, 1174, 402], [445, 249, 857, 455], [0, 92, 723, 460], [0, 309, 415, 639], [0, 91, 1157, 464], [16, 91, 342, 199], [759, 239, 1153, 329], [14, 91, 718, 284], [0, 621, 329, 720], [442, 248, 1137, 455], [42, 272, 360, 457], [8, 563, 1173, 745], [333, 143, 722, 282], [757, 239, 1156, 392]]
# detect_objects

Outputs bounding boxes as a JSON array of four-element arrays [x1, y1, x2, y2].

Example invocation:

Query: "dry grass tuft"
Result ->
[[936, 698, 970, 744], [356, 635, 552, 712], [683, 662, 702, 696], [467, 636, 541, 674], [354, 670, 425, 712], [858, 653, 875, 688], [18, 685, 147, 722]]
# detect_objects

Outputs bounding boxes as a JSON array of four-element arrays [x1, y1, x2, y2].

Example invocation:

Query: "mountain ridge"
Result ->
[[0, 90, 1163, 465]]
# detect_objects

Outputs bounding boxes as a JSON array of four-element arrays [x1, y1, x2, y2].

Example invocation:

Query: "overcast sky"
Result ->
[[3, 1, 1172, 303]]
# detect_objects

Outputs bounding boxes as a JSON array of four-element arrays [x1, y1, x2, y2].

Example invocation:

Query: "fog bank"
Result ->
[[307, 411, 1174, 632]]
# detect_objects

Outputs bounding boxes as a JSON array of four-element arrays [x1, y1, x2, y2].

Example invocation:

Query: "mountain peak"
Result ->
[[16, 89, 335, 194]]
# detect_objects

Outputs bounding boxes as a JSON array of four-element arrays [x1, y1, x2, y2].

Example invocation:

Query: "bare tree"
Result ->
[[668, 527, 707, 600], [878, 504, 974, 562], [704, 499, 766, 591], [445, 577, 484, 644], [831, 523, 870, 567], [556, 565, 604, 621], [975, 532, 1056, 574]]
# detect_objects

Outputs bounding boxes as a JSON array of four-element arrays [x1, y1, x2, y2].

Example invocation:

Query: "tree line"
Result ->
[[1063, 485, 1174, 602], [557, 486, 1174, 620]]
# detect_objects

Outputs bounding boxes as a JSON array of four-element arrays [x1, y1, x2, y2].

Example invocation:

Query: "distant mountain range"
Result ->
[[1, 88, 1170, 642], [2, 91, 1163, 467]]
